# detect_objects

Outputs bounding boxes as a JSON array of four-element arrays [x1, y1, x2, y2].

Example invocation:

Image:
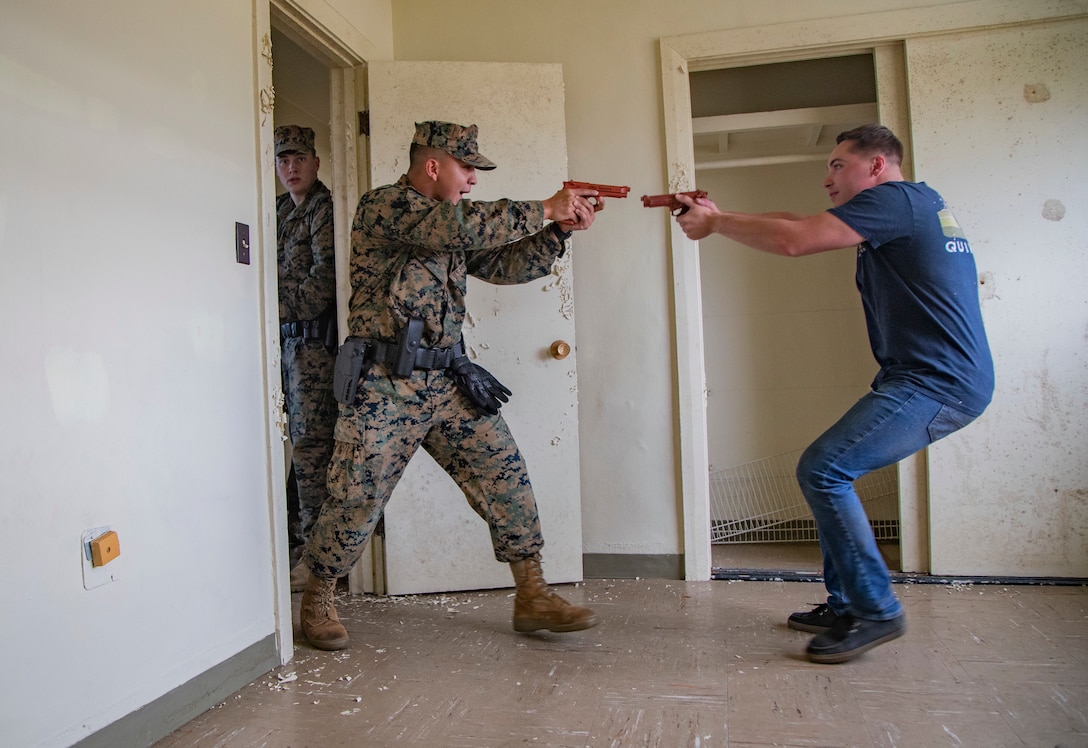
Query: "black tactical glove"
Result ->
[[450, 356, 511, 415]]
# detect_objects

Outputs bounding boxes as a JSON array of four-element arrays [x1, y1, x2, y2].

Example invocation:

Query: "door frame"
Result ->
[[658, 0, 1081, 582], [256, 0, 367, 663]]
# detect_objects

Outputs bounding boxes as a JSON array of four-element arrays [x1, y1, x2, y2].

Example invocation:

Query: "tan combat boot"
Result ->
[[509, 554, 598, 633], [299, 575, 350, 650]]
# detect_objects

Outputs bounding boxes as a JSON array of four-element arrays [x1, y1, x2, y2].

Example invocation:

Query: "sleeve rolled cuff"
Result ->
[[550, 222, 573, 243]]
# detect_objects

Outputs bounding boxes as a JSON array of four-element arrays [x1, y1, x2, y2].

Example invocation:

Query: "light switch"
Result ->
[[235, 222, 250, 265]]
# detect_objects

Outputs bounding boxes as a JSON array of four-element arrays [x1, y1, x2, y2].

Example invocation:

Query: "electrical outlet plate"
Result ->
[[82, 526, 119, 590]]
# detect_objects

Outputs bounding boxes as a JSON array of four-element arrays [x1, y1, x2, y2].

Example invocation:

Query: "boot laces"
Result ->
[[308, 580, 336, 618]]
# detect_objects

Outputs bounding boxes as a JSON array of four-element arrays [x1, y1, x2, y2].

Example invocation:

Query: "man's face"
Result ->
[[276, 151, 319, 203], [823, 140, 877, 207], [431, 152, 477, 204]]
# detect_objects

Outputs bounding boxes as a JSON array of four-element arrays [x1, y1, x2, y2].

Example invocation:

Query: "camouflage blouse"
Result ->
[[277, 180, 335, 324], [348, 174, 566, 348]]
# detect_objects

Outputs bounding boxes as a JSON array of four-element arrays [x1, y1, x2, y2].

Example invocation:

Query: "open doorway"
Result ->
[[269, 25, 334, 580], [256, 4, 366, 652], [271, 29, 332, 178], [687, 55, 902, 578]]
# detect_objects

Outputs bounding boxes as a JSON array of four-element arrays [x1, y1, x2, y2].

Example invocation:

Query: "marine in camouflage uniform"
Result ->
[[274, 125, 337, 589], [300, 121, 602, 650]]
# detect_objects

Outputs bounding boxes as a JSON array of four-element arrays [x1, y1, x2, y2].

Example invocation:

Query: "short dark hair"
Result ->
[[409, 142, 445, 169], [836, 124, 903, 165]]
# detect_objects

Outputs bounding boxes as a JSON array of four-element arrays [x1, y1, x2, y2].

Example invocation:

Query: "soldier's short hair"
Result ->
[[411, 121, 496, 170], [837, 124, 903, 165]]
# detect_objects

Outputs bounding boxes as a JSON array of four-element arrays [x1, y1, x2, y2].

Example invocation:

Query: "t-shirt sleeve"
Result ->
[[828, 185, 913, 250]]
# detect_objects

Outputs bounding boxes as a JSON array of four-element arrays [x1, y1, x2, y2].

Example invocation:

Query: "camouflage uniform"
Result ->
[[277, 173, 337, 556], [306, 137, 569, 580]]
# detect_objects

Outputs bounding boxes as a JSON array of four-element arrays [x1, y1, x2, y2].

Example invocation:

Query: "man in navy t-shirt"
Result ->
[[675, 124, 993, 663]]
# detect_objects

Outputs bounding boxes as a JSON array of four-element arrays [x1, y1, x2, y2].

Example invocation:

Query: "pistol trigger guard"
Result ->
[[672, 205, 689, 217]]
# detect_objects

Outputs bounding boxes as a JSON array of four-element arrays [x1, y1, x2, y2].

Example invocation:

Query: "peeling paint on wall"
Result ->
[[262, 33, 273, 69], [669, 162, 696, 193], [260, 33, 275, 125], [1023, 83, 1050, 103], [1042, 199, 1065, 221], [977, 270, 998, 303], [260, 85, 275, 126], [274, 389, 288, 441], [541, 253, 575, 319]]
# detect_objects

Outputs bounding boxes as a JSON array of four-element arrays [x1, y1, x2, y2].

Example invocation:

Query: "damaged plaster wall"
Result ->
[[907, 18, 1088, 576]]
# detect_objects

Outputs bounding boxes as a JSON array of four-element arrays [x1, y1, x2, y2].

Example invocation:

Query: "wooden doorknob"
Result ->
[[549, 340, 571, 360]]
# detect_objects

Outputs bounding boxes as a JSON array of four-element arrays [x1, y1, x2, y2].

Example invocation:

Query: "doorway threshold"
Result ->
[[712, 567, 1087, 586]]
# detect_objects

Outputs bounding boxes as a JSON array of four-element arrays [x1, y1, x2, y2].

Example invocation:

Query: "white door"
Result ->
[[359, 60, 582, 595]]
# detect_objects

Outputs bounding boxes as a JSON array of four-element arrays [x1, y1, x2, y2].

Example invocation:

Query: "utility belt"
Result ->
[[280, 319, 329, 340], [333, 318, 463, 405], [281, 303, 338, 352], [357, 338, 465, 371]]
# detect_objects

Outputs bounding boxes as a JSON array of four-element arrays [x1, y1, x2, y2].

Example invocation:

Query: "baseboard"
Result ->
[[583, 553, 684, 579], [711, 568, 1088, 586], [74, 634, 280, 748]]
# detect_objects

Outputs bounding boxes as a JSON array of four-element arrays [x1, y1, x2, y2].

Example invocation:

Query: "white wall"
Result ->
[[907, 18, 1088, 576], [0, 1, 392, 746]]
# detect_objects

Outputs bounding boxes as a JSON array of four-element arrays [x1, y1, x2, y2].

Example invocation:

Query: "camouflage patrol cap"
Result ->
[[412, 121, 497, 170], [274, 125, 316, 156]]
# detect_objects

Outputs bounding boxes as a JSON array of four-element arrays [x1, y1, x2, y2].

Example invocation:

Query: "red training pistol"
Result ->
[[563, 180, 631, 211], [640, 190, 709, 216]]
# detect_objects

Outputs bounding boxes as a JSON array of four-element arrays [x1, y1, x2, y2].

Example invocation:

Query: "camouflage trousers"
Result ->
[[306, 362, 544, 579], [281, 336, 337, 550]]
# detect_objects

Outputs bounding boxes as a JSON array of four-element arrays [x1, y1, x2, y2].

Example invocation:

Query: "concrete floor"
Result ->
[[154, 553, 1087, 747]]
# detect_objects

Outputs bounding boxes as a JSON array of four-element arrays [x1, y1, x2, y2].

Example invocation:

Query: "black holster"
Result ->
[[332, 338, 367, 405], [392, 318, 424, 378], [319, 303, 339, 354], [332, 319, 426, 404]]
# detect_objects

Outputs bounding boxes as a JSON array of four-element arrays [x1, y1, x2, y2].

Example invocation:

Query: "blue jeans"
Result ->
[[796, 382, 978, 621]]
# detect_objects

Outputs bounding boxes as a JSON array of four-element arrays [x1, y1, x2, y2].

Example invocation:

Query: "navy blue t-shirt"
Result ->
[[828, 181, 994, 416]]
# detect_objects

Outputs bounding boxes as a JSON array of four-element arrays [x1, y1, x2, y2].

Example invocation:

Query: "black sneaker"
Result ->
[[787, 603, 839, 633], [805, 613, 906, 664]]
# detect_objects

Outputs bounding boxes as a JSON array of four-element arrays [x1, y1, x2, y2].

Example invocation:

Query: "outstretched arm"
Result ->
[[674, 193, 863, 257], [466, 187, 598, 283]]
